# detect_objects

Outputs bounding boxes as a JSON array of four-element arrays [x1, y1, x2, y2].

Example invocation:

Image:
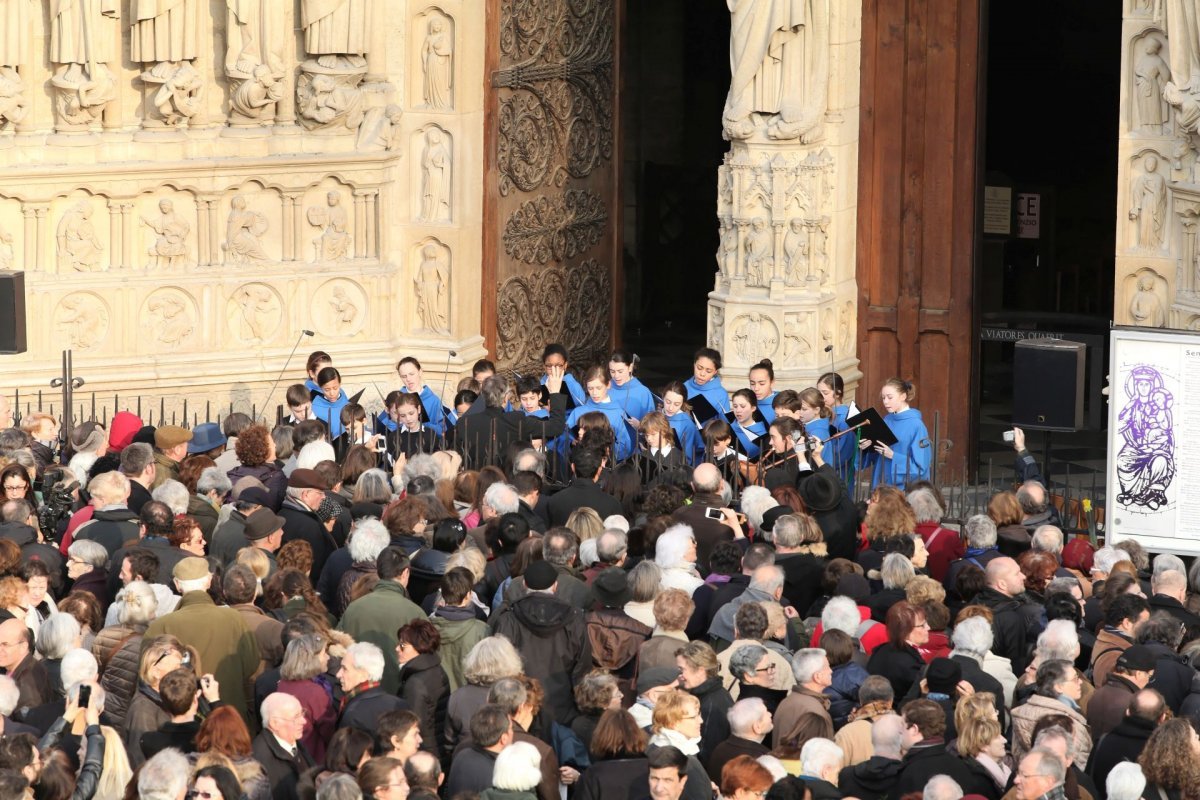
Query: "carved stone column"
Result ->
[[107, 201, 122, 270], [32, 206, 48, 271], [20, 204, 35, 269]]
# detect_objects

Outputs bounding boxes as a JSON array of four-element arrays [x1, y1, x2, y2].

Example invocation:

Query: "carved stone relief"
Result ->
[[839, 300, 854, 354], [297, 0, 368, 132], [820, 307, 834, 344], [143, 62, 204, 127], [0, 224, 13, 270], [0, 0, 31, 128], [723, 0, 829, 142], [56, 201, 104, 272], [132, 0, 203, 128], [143, 288, 198, 348], [139, 198, 191, 268], [222, 195, 269, 263], [1132, 32, 1171, 134], [314, 278, 366, 337], [717, 219, 738, 279], [502, 190, 606, 264], [225, 0, 287, 126], [420, 10, 454, 110], [49, 0, 119, 132], [414, 239, 451, 334], [297, 68, 365, 132], [784, 313, 812, 359], [54, 293, 109, 350], [1130, 152, 1167, 250], [1125, 267, 1169, 327], [732, 313, 779, 360], [783, 218, 808, 285], [0, 67, 27, 130], [356, 104, 403, 151], [419, 127, 452, 222], [496, 259, 611, 369], [227, 282, 282, 343], [709, 306, 724, 350], [306, 191, 351, 262], [744, 217, 773, 286]]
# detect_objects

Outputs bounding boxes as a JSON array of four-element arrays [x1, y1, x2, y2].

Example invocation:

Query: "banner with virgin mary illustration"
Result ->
[[1108, 327, 1200, 553]]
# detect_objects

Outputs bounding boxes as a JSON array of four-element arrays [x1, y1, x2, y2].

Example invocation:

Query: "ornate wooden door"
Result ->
[[482, 0, 620, 372]]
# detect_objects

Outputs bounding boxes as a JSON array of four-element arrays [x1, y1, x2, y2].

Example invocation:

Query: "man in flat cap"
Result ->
[[243, 506, 286, 578], [151, 425, 193, 489], [144, 557, 261, 727], [279, 468, 337, 583]]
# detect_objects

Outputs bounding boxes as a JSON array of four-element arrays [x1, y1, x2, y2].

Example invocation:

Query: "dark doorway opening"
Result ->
[[976, 0, 1120, 490], [618, 1, 729, 386]]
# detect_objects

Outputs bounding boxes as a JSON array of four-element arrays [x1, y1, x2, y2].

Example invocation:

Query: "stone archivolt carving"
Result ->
[[140, 199, 191, 268], [496, 258, 611, 370], [723, 0, 830, 142], [297, 0, 368, 133], [49, 0, 119, 131], [314, 278, 366, 336], [144, 288, 197, 347], [55, 292, 109, 350], [732, 312, 779, 360], [1130, 152, 1167, 249], [419, 128, 452, 221], [225, 0, 287, 126], [495, 0, 614, 196], [228, 282, 282, 342], [56, 201, 104, 271], [421, 11, 454, 110], [307, 191, 351, 262], [222, 195, 269, 263], [502, 189, 607, 264], [414, 240, 451, 334]]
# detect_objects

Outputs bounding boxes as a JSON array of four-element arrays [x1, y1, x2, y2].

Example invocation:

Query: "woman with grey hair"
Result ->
[[740, 486, 779, 536], [446, 635, 524, 754], [352, 468, 393, 513], [277, 633, 337, 762], [624, 560, 662, 629], [655, 524, 704, 594], [1105, 762, 1146, 800], [66, 539, 110, 605], [36, 613, 82, 694], [483, 741, 543, 800], [91, 580, 156, 727], [1009, 658, 1092, 768]]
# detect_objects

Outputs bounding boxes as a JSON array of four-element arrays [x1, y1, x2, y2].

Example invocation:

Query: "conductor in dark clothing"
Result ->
[[547, 446, 623, 526]]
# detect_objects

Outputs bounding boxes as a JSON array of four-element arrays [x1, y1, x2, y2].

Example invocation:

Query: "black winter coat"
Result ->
[[774, 551, 826, 615], [690, 676, 734, 765], [866, 642, 926, 701], [252, 730, 316, 800], [889, 742, 976, 800], [398, 652, 450, 755], [279, 499, 337, 583], [576, 757, 651, 800], [798, 465, 860, 562], [491, 593, 591, 724], [40, 718, 104, 800], [974, 587, 1031, 675], [1143, 640, 1195, 713], [546, 478, 623, 528], [337, 685, 409, 734], [837, 756, 903, 800], [949, 654, 1008, 726], [1089, 716, 1155, 799]]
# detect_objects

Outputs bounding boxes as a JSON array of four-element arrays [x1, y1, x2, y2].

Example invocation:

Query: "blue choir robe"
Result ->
[[542, 373, 587, 407], [402, 385, 448, 436], [567, 399, 634, 462], [864, 407, 931, 488], [304, 378, 320, 392], [609, 377, 656, 422], [757, 393, 778, 425], [375, 411, 398, 433], [826, 404, 859, 479], [311, 390, 350, 438], [684, 376, 731, 420], [730, 418, 768, 461], [804, 417, 837, 468], [666, 410, 703, 466]]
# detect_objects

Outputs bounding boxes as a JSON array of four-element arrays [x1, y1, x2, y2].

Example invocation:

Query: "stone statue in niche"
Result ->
[[421, 129, 452, 222], [356, 104, 403, 151], [813, 216, 830, 282], [422, 15, 453, 109], [141, 200, 191, 268], [1130, 154, 1167, 249], [297, 0, 368, 133], [709, 306, 724, 350], [744, 217, 772, 285], [0, 225, 13, 270], [784, 316, 811, 358], [145, 62, 204, 126], [49, 0, 119, 131], [820, 308, 834, 344], [147, 293, 195, 346], [783, 218, 808, 285], [1129, 272, 1166, 327], [717, 219, 738, 278], [414, 244, 450, 333], [1161, 1, 1200, 133], [307, 192, 351, 262], [223, 195, 269, 264], [225, 0, 286, 125], [234, 284, 277, 341], [0, 67, 27, 129], [57, 295, 107, 349], [1135, 38, 1171, 134], [56, 202, 103, 272], [839, 300, 853, 353], [723, 0, 829, 142], [328, 285, 358, 334], [297, 73, 364, 132]]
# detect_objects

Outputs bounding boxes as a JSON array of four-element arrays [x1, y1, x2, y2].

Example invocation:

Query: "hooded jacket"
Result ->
[[399, 652, 449, 755], [429, 605, 489, 691], [586, 607, 651, 688], [709, 584, 779, 643], [838, 756, 903, 800], [491, 591, 592, 724], [108, 411, 142, 453]]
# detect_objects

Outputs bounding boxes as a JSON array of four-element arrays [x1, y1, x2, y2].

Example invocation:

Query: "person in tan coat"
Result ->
[[1010, 659, 1092, 771], [834, 675, 895, 767], [772, 648, 833, 749], [1089, 593, 1149, 689]]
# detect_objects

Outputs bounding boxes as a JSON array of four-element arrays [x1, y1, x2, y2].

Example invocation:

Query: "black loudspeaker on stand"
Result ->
[[0, 271, 27, 354], [1012, 338, 1085, 432]]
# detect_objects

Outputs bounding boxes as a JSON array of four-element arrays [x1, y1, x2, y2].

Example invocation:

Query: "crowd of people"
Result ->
[[0, 344, 1192, 800]]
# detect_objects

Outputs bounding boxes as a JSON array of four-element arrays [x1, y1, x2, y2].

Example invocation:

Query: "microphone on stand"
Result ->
[[436, 350, 458, 433], [263, 330, 315, 419], [824, 343, 835, 379]]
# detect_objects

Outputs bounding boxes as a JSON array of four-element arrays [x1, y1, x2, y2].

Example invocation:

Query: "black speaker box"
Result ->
[[0, 271, 26, 354], [1012, 338, 1085, 432]]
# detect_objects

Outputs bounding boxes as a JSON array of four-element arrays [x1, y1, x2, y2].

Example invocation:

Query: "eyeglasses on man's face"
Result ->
[[750, 662, 777, 675]]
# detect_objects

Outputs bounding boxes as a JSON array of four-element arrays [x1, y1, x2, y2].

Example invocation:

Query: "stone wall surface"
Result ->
[[0, 0, 486, 420]]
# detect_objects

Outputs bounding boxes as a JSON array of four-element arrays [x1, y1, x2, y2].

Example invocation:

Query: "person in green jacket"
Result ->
[[429, 567, 489, 691], [338, 547, 423, 693]]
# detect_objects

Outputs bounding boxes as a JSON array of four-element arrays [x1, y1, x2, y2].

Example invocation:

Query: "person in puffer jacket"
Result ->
[[821, 629, 869, 728]]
